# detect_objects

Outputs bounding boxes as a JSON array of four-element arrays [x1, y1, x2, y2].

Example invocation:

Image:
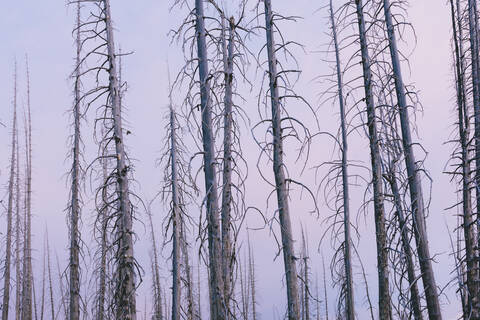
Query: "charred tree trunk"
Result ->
[[194, 0, 225, 319], [221, 16, 235, 318], [103, 1, 137, 318], [169, 104, 181, 320], [14, 124, 21, 320], [2, 66, 17, 320], [263, 1, 301, 318], [69, 3, 82, 319], [354, 1, 391, 318], [329, 1, 355, 318], [382, 1, 442, 318]]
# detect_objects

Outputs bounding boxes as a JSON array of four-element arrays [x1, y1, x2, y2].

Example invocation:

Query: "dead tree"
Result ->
[[14, 120, 22, 320], [74, 1, 139, 318], [68, 2, 83, 319], [22, 58, 34, 320], [194, 0, 225, 318], [147, 208, 163, 320], [447, 0, 478, 318], [353, 1, 392, 317], [380, 0, 442, 317], [2, 64, 18, 320]]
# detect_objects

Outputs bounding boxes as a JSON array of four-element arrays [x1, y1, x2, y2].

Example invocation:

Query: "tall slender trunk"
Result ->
[[248, 240, 257, 320], [451, 1, 475, 319], [2, 66, 17, 320], [102, 1, 137, 318], [147, 210, 163, 320], [301, 231, 309, 320], [329, 1, 355, 318], [47, 233, 55, 320], [97, 130, 108, 320], [382, 1, 442, 317], [69, 3, 82, 319], [386, 168, 423, 320], [14, 125, 21, 320], [354, 1, 391, 318], [56, 253, 68, 319], [263, 1, 300, 318], [466, 0, 480, 317], [22, 59, 34, 320], [221, 16, 235, 318], [181, 225, 194, 320], [169, 105, 181, 320], [194, 1, 225, 318], [40, 235, 46, 320], [322, 257, 329, 320]]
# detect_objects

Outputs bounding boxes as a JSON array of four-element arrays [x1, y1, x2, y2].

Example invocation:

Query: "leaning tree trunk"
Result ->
[[354, 1, 391, 318], [2, 67, 17, 320], [263, 1, 301, 318], [382, 1, 443, 317], [194, 1, 225, 319], [221, 16, 235, 318], [329, 1, 355, 318], [103, 1, 137, 318], [386, 166, 423, 320], [69, 3, 82, 319]]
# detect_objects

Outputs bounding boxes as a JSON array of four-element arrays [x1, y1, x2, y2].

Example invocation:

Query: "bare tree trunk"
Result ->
[[322, 257, 329, 320], [69, 3, 82, 319], [169, 105, 181, 320], [382, 1, 442, 318], [15, 125, 21, 320], [301, 230, 309, 320], [466, 0, 480, 317], [194, 1, 225, 319], [147, 210, 163, 320], [2, 65, 17, 320], [40, 235, 46, 320], [354, 1, 391, 318], [329, 2, 354, 318], [450, 1, 475, 319], [56, 253, 68, 319], [386, 169, 423, 320], [181, 225, 194, 320], [221, 16, 235, 318], [248, 239, 257, 320], [47, 233, 55, 320], [263, 1, 301, 318], [22, 58, 34, 320], [101, 1, 137, 318]]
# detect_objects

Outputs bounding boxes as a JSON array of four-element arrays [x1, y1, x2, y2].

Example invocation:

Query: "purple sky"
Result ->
[[0, 0, 460, 319]]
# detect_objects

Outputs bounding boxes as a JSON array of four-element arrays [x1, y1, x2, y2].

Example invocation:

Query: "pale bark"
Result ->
[[147, 210, 163, 320], [329, 2, 354, 318], [14, 127, 21, 320], [2, 66, 17, 320], [22, 59, 34, 320], [194, 0, 225, 319], [354, 1, 391, 318], [169, 105, 181, 320], [69, 3, 82, 319], [248, 239, 257, 320], [263, 1, 301, 318], [466, 0, 480, 317], [221, 16, 235, 318], [382, 1, 442, 317], [101, 1, 137, 318]]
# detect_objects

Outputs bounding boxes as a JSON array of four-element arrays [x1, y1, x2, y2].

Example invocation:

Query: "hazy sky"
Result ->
[[0, 0, 459, 319]]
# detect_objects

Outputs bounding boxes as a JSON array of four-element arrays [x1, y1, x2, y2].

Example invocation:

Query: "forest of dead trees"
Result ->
[[0, 0, 479, 319]]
